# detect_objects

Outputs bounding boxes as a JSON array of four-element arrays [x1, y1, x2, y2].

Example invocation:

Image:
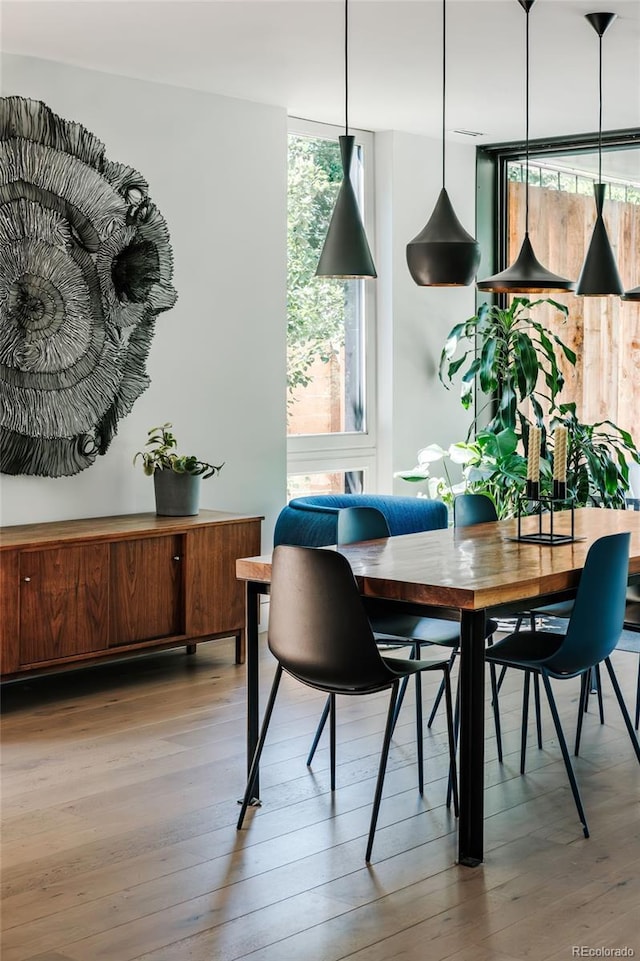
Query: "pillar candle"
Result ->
[[554, 426, 568, 483], [527, 426, 541, 482]]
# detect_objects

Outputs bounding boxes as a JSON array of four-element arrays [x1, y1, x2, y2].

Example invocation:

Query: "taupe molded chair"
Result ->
[[486, 532, 640, 838], [236, 545, 459, 862]]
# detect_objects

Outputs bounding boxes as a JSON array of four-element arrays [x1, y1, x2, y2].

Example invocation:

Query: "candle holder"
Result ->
[[515, 490, 577, 546]]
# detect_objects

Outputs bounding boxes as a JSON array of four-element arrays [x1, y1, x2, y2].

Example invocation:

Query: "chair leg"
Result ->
[[595, 663, 605, 725], [329, 693, 337, 791], [307, 696, 330, 766], [540, 671, 590, 838], [237, 664, 283, 829], [575, 671, 589, 756], [496, 664, 508, 695], [489, 660, 503, 764], [533, 673, 543, 749], [520, 671, 530, 775], [415, 669, 424, 794], [366, 680, 399, 863], [391, 642, 419, 731], [427, 648, 457, 728], [443, 667, 459, 817], [603, 657, 640, 764], [446, 672, 460, 808]]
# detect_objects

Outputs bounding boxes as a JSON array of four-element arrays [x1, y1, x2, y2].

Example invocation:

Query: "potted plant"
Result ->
[[399, 297, 638, 516], [134, 423, 224, 516]]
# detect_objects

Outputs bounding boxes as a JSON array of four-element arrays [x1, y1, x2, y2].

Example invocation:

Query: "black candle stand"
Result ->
[[515, 483, 578, 545]]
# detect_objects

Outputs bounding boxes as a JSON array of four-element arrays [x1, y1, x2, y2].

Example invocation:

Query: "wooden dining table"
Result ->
[[236, 506, 640, 867]]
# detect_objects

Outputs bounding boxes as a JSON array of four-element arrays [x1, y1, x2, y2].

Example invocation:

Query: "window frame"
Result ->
[[286, 116, 378, 488]]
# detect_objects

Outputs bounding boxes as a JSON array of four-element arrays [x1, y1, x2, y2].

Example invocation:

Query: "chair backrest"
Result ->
[[268, 546, 394, 693], [545, 532, 631, 677], [337, 506, 391, 545], [453, 493, 498, 528]]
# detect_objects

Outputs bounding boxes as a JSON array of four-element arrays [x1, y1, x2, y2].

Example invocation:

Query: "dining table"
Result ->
[[236, 506, 640, 867]]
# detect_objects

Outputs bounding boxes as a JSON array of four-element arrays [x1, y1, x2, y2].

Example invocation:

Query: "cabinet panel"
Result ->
[[110, 535, 184, 645], [19, 544, 109, 664], [187, 521, 261, 637]]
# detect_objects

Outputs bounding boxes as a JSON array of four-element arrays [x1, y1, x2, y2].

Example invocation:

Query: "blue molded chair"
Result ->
[[485, 532, 640, 838], [236, 545, 459, 862]]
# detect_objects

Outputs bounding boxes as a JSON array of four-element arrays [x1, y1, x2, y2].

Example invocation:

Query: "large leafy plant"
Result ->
[[408, 296, 639, 514]]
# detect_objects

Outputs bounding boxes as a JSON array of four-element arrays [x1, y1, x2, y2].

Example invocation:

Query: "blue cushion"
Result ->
[[273, 494, 448, 547]]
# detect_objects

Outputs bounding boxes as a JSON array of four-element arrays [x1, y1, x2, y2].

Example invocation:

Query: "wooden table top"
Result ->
[[236, 507, 640, 611]]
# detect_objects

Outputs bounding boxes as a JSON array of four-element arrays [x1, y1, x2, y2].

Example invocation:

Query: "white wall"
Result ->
[[375, 131, 476, 494], [0, 55, 288, 547]]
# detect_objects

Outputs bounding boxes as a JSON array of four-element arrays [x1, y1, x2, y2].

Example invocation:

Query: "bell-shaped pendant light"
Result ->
[[316, 0, 376, 279], [406, 0, 480, 286], [477, 0, 574, 294], [576, 13, 623, 296]]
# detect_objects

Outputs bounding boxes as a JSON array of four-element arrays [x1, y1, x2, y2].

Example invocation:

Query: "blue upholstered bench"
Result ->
[[273, 494, 448, 547]]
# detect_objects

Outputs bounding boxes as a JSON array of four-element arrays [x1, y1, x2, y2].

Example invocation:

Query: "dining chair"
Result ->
[[236, 545, 459, 862], [485, 531, 640, 838], [306, 506, 491, 780]]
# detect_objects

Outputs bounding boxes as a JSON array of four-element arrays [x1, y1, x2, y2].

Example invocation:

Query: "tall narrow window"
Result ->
[[287, 119, 377, 494]]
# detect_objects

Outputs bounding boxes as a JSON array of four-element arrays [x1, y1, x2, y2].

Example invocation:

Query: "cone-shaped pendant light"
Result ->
[[622, 286, 640, 302], [477, 0, 574, 293], [406, 0, 480, 286], [576, 12, 623, 296], [316, 0, 376, 279]]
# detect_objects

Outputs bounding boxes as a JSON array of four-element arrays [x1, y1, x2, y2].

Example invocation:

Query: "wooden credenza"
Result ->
[[0, 510, 262, 680]]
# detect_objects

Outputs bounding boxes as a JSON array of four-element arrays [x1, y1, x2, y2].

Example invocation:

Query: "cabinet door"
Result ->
[[19, 544, 110, 665], [186, 520, 261, 637], [110, 535, 184, 645]]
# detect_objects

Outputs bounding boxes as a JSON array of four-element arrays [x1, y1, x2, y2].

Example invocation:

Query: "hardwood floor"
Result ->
[[2, 636, 639, 961]]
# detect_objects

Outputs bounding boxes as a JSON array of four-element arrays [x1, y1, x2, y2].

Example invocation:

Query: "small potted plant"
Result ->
[[134, 423, 224, 516]]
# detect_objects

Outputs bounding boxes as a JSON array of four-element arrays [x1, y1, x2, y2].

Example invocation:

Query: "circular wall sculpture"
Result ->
[[0, 97, 178, 476]]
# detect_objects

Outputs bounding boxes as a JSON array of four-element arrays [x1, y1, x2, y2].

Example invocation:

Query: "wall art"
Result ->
[[0, 96, 178, 476]]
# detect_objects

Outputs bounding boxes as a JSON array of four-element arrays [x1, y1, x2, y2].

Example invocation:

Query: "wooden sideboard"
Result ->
[[0, 510, 262, 680]]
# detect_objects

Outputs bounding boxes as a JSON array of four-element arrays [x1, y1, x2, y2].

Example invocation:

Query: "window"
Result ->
[[478, 131, 640, 443], [286, 118, 376, 495]]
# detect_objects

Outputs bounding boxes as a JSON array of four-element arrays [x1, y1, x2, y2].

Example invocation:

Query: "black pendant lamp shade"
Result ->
[[316, 135, 377, 278], [622, 286, 640, 302], [576, 13, 623, 296], [477, 0, 574, 294], [406, 0, 480, 286], [316, 0, 376, 279]]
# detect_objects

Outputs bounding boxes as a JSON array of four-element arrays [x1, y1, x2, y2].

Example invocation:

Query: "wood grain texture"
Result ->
[[1, 513, 263, 679], [237, 509, 640, 611], [1, 637, 638, 961]]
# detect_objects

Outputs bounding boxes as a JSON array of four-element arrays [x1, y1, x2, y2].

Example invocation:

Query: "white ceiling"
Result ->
[[2, 0, 639, 154]]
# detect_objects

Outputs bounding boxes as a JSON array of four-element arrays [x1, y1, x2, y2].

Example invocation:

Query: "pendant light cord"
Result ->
[[344, 0, 349, 136], [524, 3, 530, 236], [442, 0, 447, 189], [598, 30, 603, 183]]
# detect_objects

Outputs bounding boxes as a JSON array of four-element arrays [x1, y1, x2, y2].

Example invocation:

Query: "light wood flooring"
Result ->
[[2, 634, 639, 961]]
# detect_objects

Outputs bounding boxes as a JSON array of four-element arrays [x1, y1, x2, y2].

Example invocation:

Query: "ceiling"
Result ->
[[2, 0, 640, 163]]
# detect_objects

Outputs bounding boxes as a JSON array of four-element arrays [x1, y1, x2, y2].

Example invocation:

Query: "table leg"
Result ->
[[458, 608, 486, 866], [246, 580, 262, 799]]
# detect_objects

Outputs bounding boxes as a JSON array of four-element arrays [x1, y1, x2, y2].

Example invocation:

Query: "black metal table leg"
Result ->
[[246, 580, 262, 800], [458, 608, 486, 866]]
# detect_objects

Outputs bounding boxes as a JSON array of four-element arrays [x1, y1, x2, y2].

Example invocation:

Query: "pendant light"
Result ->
[[406, 0, 480, 286], [316, 0, 376, 279], [576, 13, 623, 296], [622, 286, 640, 302], [477, 0, 574, 294]]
